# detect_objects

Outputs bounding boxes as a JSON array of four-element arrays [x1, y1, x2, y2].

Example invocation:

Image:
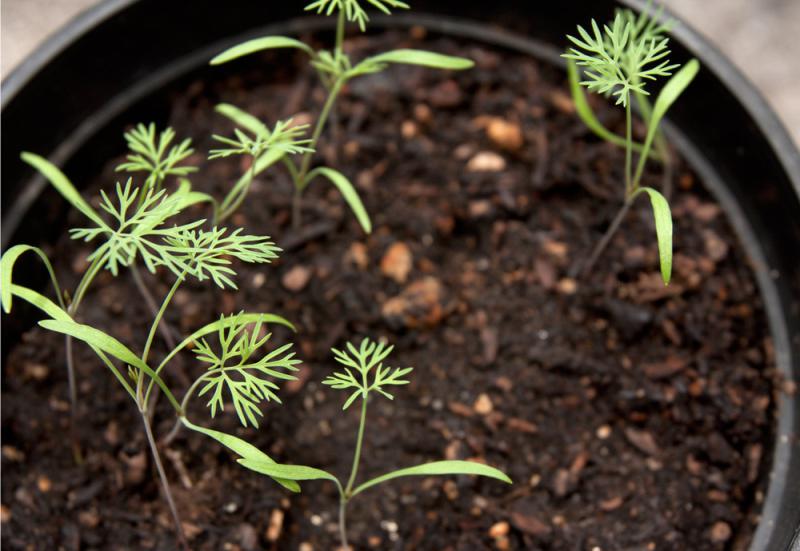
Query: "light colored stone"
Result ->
[[380, 242, 413, 283], [282, 265, 312, 292], [467, 151, 506, 172]]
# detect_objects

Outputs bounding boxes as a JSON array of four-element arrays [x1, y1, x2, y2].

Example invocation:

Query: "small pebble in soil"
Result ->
[[78, 509, 100, 528], [473, 393, 494, 415], [709, 521, 732, 543], [381, 277, 445, 329], [282, 265, 312, 292], [467, 151, 506, 172], [251, 272, 266, 289], [414, 103, 432, 123], [22, 362, 49, 381], [2, 446, 24, 462], [596, 424, 612, 439], [443, 480, 459, 500], [183, 522, 203, 541], [345, 242, 369, 270], [475, 116, 524, 151], [36, 476, 52, 493], [401, 120, 418, 138], [223, 501, 238, 514], [266, 509, 284, 542], [380, 242, 413, 283], [489, 521, 510, 538], [556, 278, 578, 295], [549, 89, 575, 113]]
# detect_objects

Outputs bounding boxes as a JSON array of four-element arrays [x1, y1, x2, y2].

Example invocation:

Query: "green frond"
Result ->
[[69, 182, 279, 287], [69, 179, 204, 276], [195, 313, 301, 428], [323, 337, 413, 409], [311, 50, 353, 78], [160, 227, 281, 289], [209, 118, 313, 161], [563, 7, 678, 107], [116, 123, 197, 193], [304, 0, 410, 31]]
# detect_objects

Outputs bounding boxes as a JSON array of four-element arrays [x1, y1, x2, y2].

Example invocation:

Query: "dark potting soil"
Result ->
[[1, 28, 785, 551]]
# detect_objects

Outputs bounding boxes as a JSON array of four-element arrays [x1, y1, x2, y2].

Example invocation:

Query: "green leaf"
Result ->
[[567, 60, 651, 157], [175, 179, 218, 213], [157, 312, 296, 374], [211, 36, 314, 65], [644, 59, 699, 149], [215, 104, 269, 137], [633, 59, 699, 184], [7, 284, 71, 321], [181, 417, 300, 492], [305, 0, 410, 31], [192, 315, 300, 428], [21, 152, 109, 230], [238, 458, 340, 490], [352, 460, 511, 497], [218, 147, 288, 222], [306, 167, 372, 234], [115, 124, 197, 193], [38, 318, 181, 412], [634, 187, 673, 284], [1, 245, 64, 313], [366, 49, 473, 70], [187, 313, 296, 346]]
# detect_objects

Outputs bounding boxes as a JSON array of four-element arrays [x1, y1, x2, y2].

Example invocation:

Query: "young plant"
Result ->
[[208, 0, 474, 232], [11, 127, 200, 460], [1, 160, 300, 548], [563, 4, 699, 284], [208, 114, 313, 224], [116, 122, 197, 198], [181, 338, 511, 548]]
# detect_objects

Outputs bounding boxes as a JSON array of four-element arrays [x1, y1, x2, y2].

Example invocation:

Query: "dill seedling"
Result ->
[[2, 157, 299, 548], [12, 126, 200, 460], [182, 338, 511, 549], [209, 0, 474, 232], [116, 123, 197, 197], [563, 4, 699, 284]]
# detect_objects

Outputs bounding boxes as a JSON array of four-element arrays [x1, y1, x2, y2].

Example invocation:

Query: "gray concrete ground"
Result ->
[[1, 0, 799, 144]]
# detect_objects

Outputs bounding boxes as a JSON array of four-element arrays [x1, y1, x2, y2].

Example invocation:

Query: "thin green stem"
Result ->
[[63, 254, 104, 463], [335, 9, 346, 57], [64, 336, 82, 463], [574, 198, 634, 279], [339, 498, 350, 550], [69, 256, 104, 315], [131, 263, 178, 351], [298, 78, 345, 183], [142, 273, 184, 365], [625, 101, 633, 199], [634, 89, 672, 198], [292, 77, 345, 228], [140, 411, 188, 550], [219, 155, 258, 222], [345, 396, 368, 495], [161, 374, 207, 445], [137, 272, 184, 406]]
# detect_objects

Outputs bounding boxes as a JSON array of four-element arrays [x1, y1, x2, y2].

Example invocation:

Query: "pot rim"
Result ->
[[2, 1, 798, 549]]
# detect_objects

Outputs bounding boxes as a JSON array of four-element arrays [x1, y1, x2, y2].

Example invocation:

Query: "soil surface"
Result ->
[[1, 29, 783, 551]]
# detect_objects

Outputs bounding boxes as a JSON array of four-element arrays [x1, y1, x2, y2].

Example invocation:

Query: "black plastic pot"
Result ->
[[2, 1, 799, 548]]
